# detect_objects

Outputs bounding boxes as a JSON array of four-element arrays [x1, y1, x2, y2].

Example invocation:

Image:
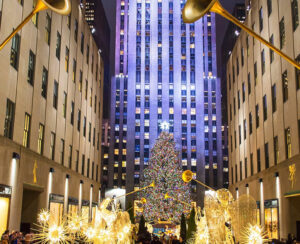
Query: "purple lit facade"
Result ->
[[106, 0, 225, 205]]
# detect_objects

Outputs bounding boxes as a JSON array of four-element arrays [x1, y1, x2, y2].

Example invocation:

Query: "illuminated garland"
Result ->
[[139, 132, 191, 223]]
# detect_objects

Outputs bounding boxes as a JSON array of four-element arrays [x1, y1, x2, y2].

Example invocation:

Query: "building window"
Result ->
[[272, 84, 276, 113], [254, 62, 258, 85], [249, 112, 253, 134], [45, 14, 51, 45], [279, 17, 285, 49], [75, 150, 79, 172], [23, 113, 31, 148], [242, 83, 245, 102], [4, 99, 15, 139], [241, 47, 244, 66], [261, 49, 265, 74], [70, 101, 74, 125], [32, 0, 39, 26], [74, 19, 78, 42], [257, 149, 261, 172], [72, 59, 76, 82], [234, 130, 237, 148], [282, 71, 288, 102], [85, 80, 88, 100], [60, 139, 65, 165], [79, 71, 83, 92], [265, 143, 269, 169], [63, 92, 67, 118], [81, 155, 85, 176], [267, 0, 272, 16], [263, 95, 267, 121], [53, 81, 58, 109], [292, 0, 299, 31], [259, 7, 263, 31], [10, 34, 20, 70], [83, 117, 86, 137], [256, 104, 259, 128], [244, 119, 247, 140], [93, 127, 95, 146], [88, 122, 91, 142], [240, 161, 242, 181], [67, 14, 71, 29], [56, 32, 61, 59], [41, 67, 48, 98], [248, 73, 251, 94], [80, 33, 84, 53], [77, 110, 81, 131], [270, 35, 274, 63], [27, 50, 35, 85], [65, 47, 69, 72], [285, 127, 292, 159], [37, 124, 44, 155], [245, 158, 248, 178], [250, 153, 254, 176], [238, 91, 240, 109], [50, 132, 56, 160], [274, 136, 279, 165], [239, 125, 241, 145], [87, 159, 90, 178]]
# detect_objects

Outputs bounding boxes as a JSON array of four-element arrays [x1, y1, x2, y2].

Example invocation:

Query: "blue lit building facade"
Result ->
[[106, 0, 225, 205]]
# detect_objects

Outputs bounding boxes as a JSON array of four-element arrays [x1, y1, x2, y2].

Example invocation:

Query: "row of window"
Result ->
[[4, 99, 100, 167], [232, 125, 297, 184], [230, 69, 299, 127]]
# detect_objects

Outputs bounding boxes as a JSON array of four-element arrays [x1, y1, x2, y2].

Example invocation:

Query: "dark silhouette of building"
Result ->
[[84, 0, 111, 119], [220, 3, 246, 188]]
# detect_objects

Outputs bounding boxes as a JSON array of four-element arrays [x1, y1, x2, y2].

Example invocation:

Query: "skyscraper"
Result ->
[[109, 0, 223, 205], [83, 0, 111, 119]]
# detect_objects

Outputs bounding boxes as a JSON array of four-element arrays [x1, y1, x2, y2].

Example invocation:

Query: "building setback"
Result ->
[[0, 0, 104, 234], [227, 0, 300, 240], [107, 0, 224, 206]]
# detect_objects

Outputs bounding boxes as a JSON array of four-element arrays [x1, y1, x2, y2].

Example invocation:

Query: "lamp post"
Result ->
[[64, 174, 70, 215], [9, 152, 20, 230]]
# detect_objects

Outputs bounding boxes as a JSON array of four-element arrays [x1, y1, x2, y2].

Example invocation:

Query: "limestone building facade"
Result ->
[[227, 0, 300, 240], [0, 0, 104, 233]]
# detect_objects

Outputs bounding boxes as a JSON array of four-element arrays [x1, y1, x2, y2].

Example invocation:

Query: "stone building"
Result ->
[[227, 0, 300, 240], [108, 0, 224, 206], [0, 0, 105, 234]]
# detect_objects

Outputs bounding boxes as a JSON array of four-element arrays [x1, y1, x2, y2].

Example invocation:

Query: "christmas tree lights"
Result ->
[[139, 132, 191, 223]]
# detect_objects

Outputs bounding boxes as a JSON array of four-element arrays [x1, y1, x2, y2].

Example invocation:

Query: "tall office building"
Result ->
[[109, 0, 223, 205], [227, 0, 300, 239], [83, 0, 111, 119], [0, 0, 104, 233], [220, 4, 246, 189]]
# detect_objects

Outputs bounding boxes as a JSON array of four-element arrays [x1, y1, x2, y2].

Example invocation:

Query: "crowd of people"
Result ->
[[137, 233, 185, 244], [0, 230, 33, 244], [1, 229, 298, 243]]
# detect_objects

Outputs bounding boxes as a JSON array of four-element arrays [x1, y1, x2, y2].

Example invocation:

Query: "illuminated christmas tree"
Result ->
[[139, 132, 191, 223]]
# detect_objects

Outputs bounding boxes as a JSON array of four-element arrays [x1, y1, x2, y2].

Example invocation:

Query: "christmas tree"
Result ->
[[139, 132, 191, 223]]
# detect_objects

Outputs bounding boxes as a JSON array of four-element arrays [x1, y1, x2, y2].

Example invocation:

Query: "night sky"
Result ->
[[101, 0, 245, 79]]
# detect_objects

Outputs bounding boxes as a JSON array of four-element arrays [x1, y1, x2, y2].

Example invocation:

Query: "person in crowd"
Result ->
[[286, 233, 296, 244], [1, 231, 9, 244], [151, 235, 162, 244]]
